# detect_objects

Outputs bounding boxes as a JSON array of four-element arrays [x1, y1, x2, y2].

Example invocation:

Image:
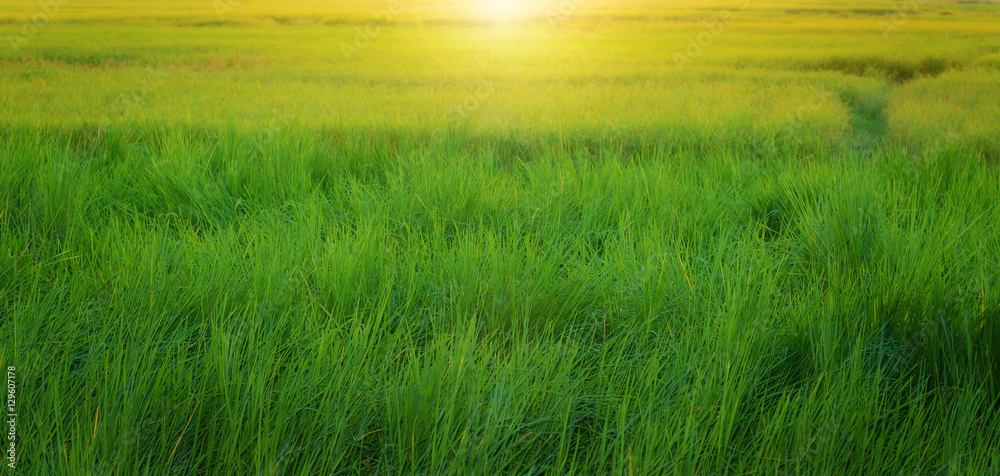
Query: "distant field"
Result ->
[[1, 1, 999, 474]]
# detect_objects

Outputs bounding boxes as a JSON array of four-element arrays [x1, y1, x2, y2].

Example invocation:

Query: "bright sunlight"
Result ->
[[478, 0, 532, 21]]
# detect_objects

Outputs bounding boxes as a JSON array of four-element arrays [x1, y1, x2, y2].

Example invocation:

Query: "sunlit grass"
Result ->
[[1, 1, 999, 474]]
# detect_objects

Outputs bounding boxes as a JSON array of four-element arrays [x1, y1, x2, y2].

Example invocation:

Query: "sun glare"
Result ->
[[479, 0, 531, 22]]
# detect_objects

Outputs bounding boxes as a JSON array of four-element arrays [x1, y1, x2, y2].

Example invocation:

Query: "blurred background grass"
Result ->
[[2, 1, 998, 157]]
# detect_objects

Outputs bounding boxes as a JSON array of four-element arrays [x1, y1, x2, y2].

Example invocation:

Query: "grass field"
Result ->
[[2, 1, 1000, 474]]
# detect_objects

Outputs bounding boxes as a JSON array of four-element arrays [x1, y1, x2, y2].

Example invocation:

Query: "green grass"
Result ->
[[2, 1, 1000, 474]]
